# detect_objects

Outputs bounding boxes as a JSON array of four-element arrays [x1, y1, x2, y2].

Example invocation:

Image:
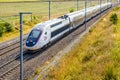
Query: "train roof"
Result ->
[[33, 17, 64, 29], [66, 2, 111, 17], [43, 18, 63, 26], [33, 2, 112, 30]]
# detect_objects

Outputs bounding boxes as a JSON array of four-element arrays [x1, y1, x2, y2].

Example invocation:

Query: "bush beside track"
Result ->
[[0, 22, 14, 37]]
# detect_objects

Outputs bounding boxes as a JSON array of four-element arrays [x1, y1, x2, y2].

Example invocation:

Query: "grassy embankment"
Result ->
[[37, 6, 120, 80]]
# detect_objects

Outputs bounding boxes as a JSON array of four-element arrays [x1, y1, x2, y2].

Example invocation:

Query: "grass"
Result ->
[[36, 6, 120, 80], [0, 1, 100, 42], [0, 1, 82, 17]]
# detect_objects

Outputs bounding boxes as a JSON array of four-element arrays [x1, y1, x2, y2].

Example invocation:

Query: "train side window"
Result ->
[[51, 22, 62, 28], [45, 32, 47, 35]]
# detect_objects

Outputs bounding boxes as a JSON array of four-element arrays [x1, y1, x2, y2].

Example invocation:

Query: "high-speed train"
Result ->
[[25, 2, 112, 50]]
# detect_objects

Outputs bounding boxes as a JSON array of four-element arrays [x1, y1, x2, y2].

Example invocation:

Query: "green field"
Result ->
[[0, 2, 76, 17], [0, 1, 105, 24], [0, 1, 83, 23], [0, 0, 38, 2], [0, 1, 106, 17]]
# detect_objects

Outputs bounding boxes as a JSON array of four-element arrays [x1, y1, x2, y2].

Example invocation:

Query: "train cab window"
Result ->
[[45, 32, 47, 35], [26, 29, 42, 47], [28, 30, 42, 39]]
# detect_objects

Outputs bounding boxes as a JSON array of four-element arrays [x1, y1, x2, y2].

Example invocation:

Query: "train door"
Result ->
[[43, 26, 51, 46], [68, 16, 74, 30]]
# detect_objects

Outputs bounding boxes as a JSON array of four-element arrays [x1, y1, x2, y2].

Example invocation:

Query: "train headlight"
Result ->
[[33, 42, 36, 44], [26, 41, 29, 43]]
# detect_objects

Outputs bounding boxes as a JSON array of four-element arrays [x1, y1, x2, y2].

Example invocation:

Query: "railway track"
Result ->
[[0, 35, 27, 80], [0, 35, 27, 56], [0, 38, 49, 80], [0, 11, 109, 80], [0, 3, 119, 80], [0, 49, 42, 80], [0, 35, 27, 69]]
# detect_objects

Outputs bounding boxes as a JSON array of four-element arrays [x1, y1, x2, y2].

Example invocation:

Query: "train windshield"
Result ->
[[26, 29, 42, 47], [29, 30, 42, 39]]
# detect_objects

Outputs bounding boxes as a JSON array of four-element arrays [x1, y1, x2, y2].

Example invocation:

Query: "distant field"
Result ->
[[0, 1, 100, 20], [0, 1, 79, 24], [0, 1, 91, 17], [0, 0, 38, 2], [0, 1, 98, 24]]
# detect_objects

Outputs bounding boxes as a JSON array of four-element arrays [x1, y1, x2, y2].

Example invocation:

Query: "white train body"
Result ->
[[25, 2, 112, 50]]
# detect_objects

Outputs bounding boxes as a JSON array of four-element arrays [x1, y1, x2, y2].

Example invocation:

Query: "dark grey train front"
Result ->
[[26, 29, 42, 47]]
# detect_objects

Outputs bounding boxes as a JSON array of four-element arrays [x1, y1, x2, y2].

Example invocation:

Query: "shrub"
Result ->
[[69, 8, 75, 13], [82, 52, 93, 63], [32, 16, 41, 24], [0, 25, 5, 37], [110, 13, 118, 25], [0, 22, 14, 37], [103, 66, 117, 80], [4, 23, 13, 32], [113, 6, 120, 11], [33, 16, 37, 20], [23, 20, 27, 24], [89, 27, 94, 33]]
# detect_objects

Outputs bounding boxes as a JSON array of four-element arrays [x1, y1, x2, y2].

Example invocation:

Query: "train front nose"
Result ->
[[26, 29, 42, 50], [26, 39, 37, 47]]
